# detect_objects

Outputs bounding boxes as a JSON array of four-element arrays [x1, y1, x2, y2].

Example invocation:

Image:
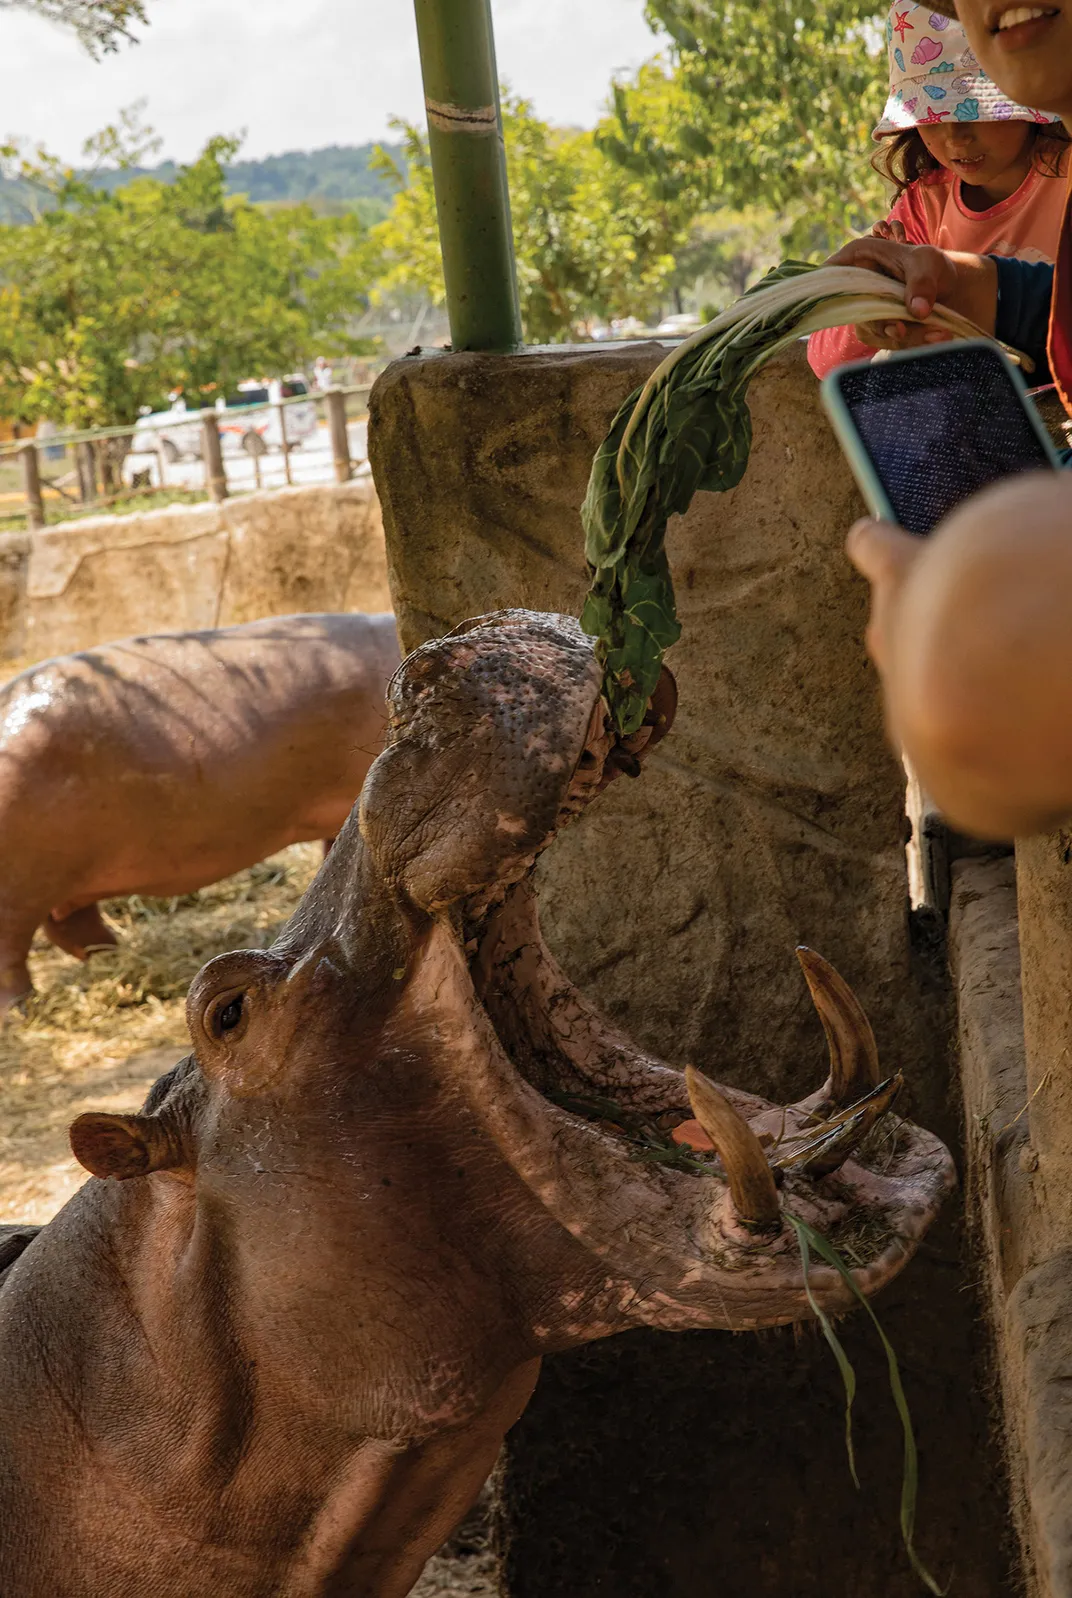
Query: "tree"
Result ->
[[370, 94, 692, 343], [674, 209, 786, 316], [0, 124, 376, 428], [0, 0, 146, 54], [602, 0, 888, 256]]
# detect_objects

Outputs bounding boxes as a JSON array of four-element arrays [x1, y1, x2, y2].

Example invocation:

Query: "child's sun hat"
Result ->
[[873, 2, 1063, 139]]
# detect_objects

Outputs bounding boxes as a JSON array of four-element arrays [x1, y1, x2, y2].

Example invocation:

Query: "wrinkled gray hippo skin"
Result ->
[[0, 611, 954, 1597], [0, 611, 400, 1009]]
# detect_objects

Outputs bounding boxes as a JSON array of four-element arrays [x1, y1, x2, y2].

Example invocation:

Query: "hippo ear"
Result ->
[[69, 1111, 186, 1181]]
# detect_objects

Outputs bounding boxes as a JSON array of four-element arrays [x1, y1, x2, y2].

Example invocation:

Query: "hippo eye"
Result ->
[[209, 993, 246, 1040]]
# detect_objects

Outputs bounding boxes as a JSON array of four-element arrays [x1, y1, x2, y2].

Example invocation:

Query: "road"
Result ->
[[122, 418, 370, 495]]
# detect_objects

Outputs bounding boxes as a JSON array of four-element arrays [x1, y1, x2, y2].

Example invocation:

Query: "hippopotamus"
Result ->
[[0, 611, 401, 1010], [0, 610, 954, 1597]]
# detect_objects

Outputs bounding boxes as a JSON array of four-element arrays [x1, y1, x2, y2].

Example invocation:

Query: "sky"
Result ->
[[0, 0, 660, 164]]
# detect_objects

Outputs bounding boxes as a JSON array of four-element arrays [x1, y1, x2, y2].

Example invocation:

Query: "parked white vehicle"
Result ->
[[130, 375, 318, 462], [130, 398, 202, 463], [654, 312, 702, 337], [215, 376, 318, 457]]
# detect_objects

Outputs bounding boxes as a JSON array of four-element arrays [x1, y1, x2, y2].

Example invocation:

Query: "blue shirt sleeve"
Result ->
[[991, 256, 1053, 384]]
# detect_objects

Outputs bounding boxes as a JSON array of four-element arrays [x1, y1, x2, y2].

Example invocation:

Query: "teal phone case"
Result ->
[[819, 340, 1062, 528]]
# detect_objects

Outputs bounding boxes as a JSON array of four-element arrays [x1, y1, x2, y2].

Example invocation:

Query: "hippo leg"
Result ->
[[0, 910, 37, 1013], [44, 904, 118, 962], [322, 836, 336, 860]]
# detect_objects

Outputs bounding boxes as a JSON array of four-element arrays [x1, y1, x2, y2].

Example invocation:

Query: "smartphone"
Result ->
[[821, 340, 1061, 537]]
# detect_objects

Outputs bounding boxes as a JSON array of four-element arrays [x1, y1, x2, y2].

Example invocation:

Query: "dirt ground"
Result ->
[[0, 844, 321, 1223], [0, 840, 497, 1595]]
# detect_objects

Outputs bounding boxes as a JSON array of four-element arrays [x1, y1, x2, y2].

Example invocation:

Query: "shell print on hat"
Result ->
[[873, 0, 1063, 139], [911, 35, 942, 64]]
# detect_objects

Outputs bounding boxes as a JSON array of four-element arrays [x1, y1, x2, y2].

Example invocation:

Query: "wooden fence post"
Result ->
[[326, 389, 352, 484], [20, 443, 44, 531], [76, 441, 97, 503], [277, 404, 292, 486], [201, 410, 228, 502]]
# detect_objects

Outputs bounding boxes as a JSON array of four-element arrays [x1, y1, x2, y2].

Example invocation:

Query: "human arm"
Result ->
[[846, 474, 1072, 838]]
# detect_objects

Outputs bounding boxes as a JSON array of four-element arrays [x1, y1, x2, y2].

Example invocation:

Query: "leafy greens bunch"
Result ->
[[580, 259, 1024, 735]]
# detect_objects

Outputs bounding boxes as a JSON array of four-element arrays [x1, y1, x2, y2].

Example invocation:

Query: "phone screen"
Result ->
[[835, 344, 1055, 536]]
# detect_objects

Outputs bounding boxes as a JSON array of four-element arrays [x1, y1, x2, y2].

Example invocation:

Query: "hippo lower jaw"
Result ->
[[372, 615, 955, 1336]]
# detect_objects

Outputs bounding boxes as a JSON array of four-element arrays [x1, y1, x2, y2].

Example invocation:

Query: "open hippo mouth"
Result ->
[[359, 610, 955, 1335]]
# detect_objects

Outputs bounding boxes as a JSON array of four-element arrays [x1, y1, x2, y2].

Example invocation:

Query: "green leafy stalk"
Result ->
[[580, 258, 1020, 734], [580, 258, 819, 733], [786, 1212, 946, 1597]]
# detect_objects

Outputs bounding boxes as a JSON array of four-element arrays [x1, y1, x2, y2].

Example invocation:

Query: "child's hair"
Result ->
[[872, 121, 1071, 195]]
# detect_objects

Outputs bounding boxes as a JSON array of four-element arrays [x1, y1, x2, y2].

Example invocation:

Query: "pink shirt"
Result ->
[[807, 160, 1070, 378]]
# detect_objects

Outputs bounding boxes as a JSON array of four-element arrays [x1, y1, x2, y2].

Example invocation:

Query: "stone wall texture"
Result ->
[[371, 341, 1011, 1597], [0, 476, 389, 664], [950, 852, 1072, 1598]]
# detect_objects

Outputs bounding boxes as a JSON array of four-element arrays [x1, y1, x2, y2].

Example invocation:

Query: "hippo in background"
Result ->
[[0, 611, 400, 1010], [0, 610, 953, 1596]]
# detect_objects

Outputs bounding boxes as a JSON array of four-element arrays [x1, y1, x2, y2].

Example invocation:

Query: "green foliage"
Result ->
[[673, 208, 786, 316], [371, 94, 691, 343], [0, 141, 402, 224], [0, 0, 145, 54], [0, 123, 376, 428], [603, 0, 889, 257], [581, 259, 819, 734], [90, 142, 404, 206]]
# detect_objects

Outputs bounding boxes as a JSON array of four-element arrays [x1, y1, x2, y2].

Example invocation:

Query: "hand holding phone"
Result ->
[[820, 341, 1061, 538]]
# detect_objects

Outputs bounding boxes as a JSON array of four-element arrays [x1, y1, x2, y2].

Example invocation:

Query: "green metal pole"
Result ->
[[413, 0, 523, 352]]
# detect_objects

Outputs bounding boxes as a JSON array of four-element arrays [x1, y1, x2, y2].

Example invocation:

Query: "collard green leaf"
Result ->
[[580, 258, 824, 732]]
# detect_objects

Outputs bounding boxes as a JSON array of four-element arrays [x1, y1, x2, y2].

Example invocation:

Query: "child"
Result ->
[[808, 1, 1068, 378]]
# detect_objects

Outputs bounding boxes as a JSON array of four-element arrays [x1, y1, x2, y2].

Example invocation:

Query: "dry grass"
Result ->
[[0, 843, 320, 1224]]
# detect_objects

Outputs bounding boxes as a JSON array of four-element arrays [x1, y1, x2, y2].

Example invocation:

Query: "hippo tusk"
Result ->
[[772, 1073, 904, 1177], [685, 1066, 781, 1232], [795, 946, 880, 1107]]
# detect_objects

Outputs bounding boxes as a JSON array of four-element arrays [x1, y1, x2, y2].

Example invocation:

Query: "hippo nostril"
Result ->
[[605, 748, 642, 779]]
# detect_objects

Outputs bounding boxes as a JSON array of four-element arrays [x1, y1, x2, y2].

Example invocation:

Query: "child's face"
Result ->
[[954, 0, 1072, 123], [917, 118, 1035, 187]]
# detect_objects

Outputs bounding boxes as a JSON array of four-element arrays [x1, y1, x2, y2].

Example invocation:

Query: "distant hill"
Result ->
[[0, 142, 405, 225]]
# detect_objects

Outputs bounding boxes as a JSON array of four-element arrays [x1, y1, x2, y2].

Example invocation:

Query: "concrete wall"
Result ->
[[1009, 837, 1072, 1597], [0, 476, 390, 664], [950, 852, 1072, 1598], [371, 341, 1010, 1597]]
